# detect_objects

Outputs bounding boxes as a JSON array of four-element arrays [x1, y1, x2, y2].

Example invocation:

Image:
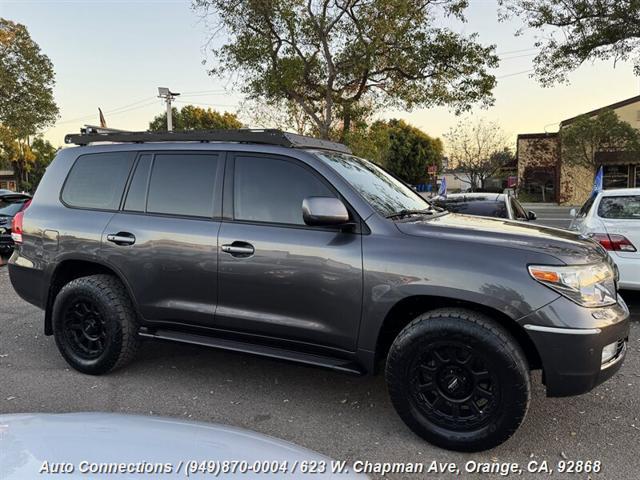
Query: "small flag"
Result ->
[[592, 165, 603, 193], [438, 176, 447, 198], [98, 108, 107, 128]]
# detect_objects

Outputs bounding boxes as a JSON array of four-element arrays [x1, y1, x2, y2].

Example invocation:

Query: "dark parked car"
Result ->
[[0, 192, 31, 255], [9, 130, 629, 452], [433, 192, 537, 221]]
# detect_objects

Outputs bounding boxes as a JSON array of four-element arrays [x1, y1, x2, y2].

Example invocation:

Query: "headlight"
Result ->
[[528, 263, 617, 307]]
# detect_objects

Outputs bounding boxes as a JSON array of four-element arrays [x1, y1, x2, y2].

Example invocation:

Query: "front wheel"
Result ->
[[385, 308, 531, 452]]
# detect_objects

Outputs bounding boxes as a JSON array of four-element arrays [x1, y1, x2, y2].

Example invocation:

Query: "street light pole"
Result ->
[[157, 87, 180, 131]]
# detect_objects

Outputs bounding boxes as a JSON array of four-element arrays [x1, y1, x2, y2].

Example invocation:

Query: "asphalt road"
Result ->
[[1, 264, 639, 479], [523, 204, 575, 230]]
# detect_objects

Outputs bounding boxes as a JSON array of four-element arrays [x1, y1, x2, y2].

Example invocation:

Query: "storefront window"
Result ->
[[603, 165, 630, 189], [635, 165, 640, 188]]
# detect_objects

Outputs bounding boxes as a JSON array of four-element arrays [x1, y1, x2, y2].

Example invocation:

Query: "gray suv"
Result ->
[[9, 130, 630, 452]]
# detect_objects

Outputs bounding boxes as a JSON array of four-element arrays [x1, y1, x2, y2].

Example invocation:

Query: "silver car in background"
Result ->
[[0, 413, 364, 479]]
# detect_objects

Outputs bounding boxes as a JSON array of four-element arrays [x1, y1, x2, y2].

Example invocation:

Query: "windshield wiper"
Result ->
[[385, 208, 436, 219]]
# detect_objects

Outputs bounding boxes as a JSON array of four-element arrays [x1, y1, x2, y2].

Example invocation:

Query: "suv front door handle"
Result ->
[[221, 242, 255, 257], [107, 233, 136, 246]]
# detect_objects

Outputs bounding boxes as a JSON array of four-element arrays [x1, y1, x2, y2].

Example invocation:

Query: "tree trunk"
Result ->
[[340, 107, 351, 144]]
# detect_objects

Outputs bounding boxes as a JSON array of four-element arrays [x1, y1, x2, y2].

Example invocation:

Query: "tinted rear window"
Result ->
[[440, 200, 508, 218], [598, 195, 640, 219], [124, 154, 152, 212], [62, 152, 136, 210], [146, 154, 219, 218], [0, 198, 28, 216]]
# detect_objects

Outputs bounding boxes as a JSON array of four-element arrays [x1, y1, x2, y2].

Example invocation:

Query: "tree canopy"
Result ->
[[0, 18, 58, 137], [501, 0, 640, 85], [0, 18, 58, 190], [347, 119, 442, 185], [149, 104, 243, 131], [384, 120, 443, 185], [560, 109, 640, 170], [444, 118, 511, 190], [194, 0, 499, 139]]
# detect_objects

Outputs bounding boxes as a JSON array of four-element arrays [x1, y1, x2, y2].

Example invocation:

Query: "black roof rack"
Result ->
[[64, 128, 351, 154]]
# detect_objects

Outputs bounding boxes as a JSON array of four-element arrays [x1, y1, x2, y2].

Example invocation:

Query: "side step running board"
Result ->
[[139, 328, 364, 375]]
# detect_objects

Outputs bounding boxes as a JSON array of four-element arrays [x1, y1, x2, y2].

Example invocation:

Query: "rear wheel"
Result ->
[[53, 274, 140, 375], [385, 308, 530, 452]]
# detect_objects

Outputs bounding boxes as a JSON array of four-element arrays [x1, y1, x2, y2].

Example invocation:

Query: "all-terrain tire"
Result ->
[[52, 274, 140, 375], [385, 308, 531, 452]]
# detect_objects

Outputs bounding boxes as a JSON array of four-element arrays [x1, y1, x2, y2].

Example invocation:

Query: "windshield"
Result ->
[[0, 198, 27, 216], [315, 151, 432, 217]]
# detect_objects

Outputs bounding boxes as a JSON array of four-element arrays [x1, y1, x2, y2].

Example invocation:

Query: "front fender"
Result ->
[[357, 232, 562, 352]]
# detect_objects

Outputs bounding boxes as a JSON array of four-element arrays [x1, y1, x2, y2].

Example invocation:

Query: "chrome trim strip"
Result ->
[[523, 324, 602, 335], [601, 343, 626, 370]]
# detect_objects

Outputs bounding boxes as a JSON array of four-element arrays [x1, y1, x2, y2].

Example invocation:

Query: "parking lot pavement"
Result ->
[[522, 204, 575, 230], [1, 264, 639, 479]]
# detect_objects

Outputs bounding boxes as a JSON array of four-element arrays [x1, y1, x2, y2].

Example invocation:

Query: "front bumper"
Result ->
[[520, 295, 630, 397]]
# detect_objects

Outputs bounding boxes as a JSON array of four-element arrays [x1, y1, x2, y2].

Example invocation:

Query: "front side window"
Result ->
[[234, 155, 335, 225], [510, 197, 528, 220], [598, 195, 640, 219], [146, 154, 219, 218], [62, 152, 136, 210], [315, 151, 431, 217]]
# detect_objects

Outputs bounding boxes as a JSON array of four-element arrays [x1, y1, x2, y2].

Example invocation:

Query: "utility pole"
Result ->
[[157, 87, 180, 131]]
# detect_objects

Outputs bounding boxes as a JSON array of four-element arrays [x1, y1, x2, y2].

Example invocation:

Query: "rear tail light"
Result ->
[[10, 199, 30, 244], [591, 233, 637, 252]]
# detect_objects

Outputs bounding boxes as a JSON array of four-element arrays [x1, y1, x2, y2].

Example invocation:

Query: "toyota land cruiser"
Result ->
[[8, 129, 630, 452]]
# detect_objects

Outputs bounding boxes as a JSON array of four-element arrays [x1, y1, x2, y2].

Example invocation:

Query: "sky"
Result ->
[[2, 0, 640, 149]]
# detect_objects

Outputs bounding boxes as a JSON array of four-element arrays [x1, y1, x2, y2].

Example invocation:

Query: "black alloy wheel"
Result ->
[[386, 308, 531, 452], [410, 341, 500, 431], [62, 298, 108, 359]]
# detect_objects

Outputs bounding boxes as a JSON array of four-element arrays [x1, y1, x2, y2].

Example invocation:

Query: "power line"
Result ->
[[496, 47, 539, 56], [496, 69, 534, 79], [173, 100, 238, 108], [179, 89, 229, 96], [56, 97, 158, 125], [499, 52, 537, 61]]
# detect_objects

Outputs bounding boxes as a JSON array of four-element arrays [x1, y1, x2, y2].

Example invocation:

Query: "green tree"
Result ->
[[444, 118, 510, 191], [24, 137, 57, 192], [385, 120, 443, 185], [561, 110, 640, 171], [347, 119, 442, 184], [501, 0, 640, 85], [0, 19, 58, 190], [346, 119, 391, 166], [193, 0, 498, 140], [239, 98, 315, 135], [149, 104, 243, 131]]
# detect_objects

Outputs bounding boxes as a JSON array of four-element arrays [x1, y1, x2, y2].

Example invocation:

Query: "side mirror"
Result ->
[[569, 208, 577, 218], [302, 197, 350, 227], [527, 210, 537, 221]]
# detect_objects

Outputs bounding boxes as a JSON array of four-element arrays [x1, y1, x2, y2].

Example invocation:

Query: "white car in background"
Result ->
[[570, 188, 640, 290]]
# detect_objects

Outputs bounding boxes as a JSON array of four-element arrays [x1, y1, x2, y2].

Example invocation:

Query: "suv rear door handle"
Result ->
[[107, 233, 136, 246], [221, 242, 254, 257]]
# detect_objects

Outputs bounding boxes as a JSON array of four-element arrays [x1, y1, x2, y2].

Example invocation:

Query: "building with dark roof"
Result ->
[[517, 95, 640, 205]]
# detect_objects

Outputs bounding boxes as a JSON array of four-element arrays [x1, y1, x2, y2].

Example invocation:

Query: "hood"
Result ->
[[396, 213, 607, 265]]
